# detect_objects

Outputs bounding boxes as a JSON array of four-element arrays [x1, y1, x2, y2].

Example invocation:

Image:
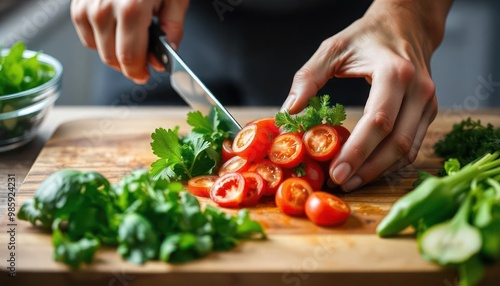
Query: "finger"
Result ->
[[148, 54, 165, 72], [329, 59, 415, 186], [158, 0, 190, 50], [115, 2, 152, 84], [281, 37, 345, 114], [339, 92, 424, 192], [340, 79, 437, 192], [87, 3, 120, 70], [70, 0, 96, 49], [382, 96, 438, 177]]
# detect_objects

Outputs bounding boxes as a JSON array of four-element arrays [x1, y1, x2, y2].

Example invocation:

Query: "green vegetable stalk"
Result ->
[[377, 152, 500, 237]]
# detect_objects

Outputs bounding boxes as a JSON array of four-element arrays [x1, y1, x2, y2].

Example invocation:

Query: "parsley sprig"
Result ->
[[150, 110, 230, 181], [275, 95, 346, 132]]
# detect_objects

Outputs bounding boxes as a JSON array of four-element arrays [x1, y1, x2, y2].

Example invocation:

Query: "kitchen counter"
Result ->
[[1, 106, 499, 286]]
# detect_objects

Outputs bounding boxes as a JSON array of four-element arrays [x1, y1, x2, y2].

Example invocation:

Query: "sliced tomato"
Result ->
[[240, 171, 266, 206], [288, 158, 325, 191], [305, 192, 351, 226], [248, 160, 284, 196], [302, 124, 340, 161], [268, 132, 305, 168], [232, 124, 272, 161], [246, 117, 280, 138], [332, 125, 351, 145], [218, 155, 250, 176], [210, 172, 247, 207], [187, 175, 219, 198], [222, 139, 235, 163], [275, 178, 313, 216]]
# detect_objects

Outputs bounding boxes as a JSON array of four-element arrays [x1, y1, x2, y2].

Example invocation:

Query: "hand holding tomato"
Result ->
[[281, 1, 452, 191]]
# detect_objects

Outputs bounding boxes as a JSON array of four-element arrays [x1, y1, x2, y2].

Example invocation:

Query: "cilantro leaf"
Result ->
[[150, 127, 183, 163], [275, 95, 346, 132]]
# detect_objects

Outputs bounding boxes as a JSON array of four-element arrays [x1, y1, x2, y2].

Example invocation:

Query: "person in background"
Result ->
[[70, 0, 454, 192]]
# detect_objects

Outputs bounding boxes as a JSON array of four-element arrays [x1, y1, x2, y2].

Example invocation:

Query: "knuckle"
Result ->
[[319, 36, 348, 57], [119, 0, 143, 19], [293, 67, 314, 83], [117, 52, 139, 67], [350, 144, 369, 162], [405, 147, 419, 164], [394, 132, 414, 157], [392, 58, 416, 85], [88, 3, 112, 26], [370, 111, 394, 137], [419, 77, 436, 103]]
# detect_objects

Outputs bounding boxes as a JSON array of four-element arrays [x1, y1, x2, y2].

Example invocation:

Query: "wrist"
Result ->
[[367, 0, 453, 51]]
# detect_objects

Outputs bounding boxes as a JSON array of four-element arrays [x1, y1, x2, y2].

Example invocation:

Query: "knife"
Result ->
[[148, 19, 241, 137]]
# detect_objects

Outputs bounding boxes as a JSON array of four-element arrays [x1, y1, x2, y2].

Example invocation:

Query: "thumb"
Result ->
[[281, 39, 340, 114]]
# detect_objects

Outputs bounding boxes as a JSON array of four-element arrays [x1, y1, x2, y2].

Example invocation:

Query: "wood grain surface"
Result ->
[[1, 108, 499, 286]]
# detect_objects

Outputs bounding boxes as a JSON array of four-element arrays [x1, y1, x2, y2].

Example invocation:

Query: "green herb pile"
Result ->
[[434, 118, 500, 167], [275, 94, 346, 132], [18, 169, 266, 268], [0, 41, 55, 96], [150, 110, 231, 181], [377, 118, 500, 286]]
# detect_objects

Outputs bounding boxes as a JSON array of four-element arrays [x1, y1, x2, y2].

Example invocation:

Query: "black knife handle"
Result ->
[[148, 18, 173, 74]]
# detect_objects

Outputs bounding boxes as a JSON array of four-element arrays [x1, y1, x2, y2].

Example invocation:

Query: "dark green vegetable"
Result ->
[[0, 41, 55, 96], [378, 153, 500, 286], [434, 118, 500, 167], [275, 95, 346, 132], [376, 153, 500, 237], [18, 169, 266, 268], [150, 110, 230, 181]]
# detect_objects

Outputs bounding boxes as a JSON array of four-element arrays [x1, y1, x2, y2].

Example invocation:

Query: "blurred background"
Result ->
[[1, 0, 499, 108]]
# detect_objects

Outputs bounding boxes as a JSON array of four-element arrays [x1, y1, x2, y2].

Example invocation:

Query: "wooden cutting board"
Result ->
[[1, 108, 499, 286]]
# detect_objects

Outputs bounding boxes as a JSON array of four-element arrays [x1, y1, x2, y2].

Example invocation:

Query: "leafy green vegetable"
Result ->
[[18, 169, 266, 268], [150, 110, 230, 181], [275, 95, 346, 132], [0, 41, 55, 96], [434, 118, 500, 167]]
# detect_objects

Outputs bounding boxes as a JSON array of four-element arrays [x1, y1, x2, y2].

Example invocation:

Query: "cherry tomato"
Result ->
[[305, 192, 351, 226], [222, 139, 235, 163], [246, 117, 280, 138], [240, 171, 266, 206], [232, 124, 272, 161], [187, 175, 219, 198], [288, 158, 325, 191], [248, 160, 284, 196], [302, 124, 340, 161], [275, 178, 313, 216], [210, 172, 248, 208], [218, 155, 251, 176], [268, 132, 305, 168], [332, 125, 351, 145]]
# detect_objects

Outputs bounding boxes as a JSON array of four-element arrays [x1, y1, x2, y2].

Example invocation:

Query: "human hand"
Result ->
[[71, 0, 189, 84], [281, 0, 453, 192]]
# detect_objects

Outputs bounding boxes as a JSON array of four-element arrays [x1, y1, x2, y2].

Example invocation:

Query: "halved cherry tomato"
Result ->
[[302, 124, 340, 161], [187, 175, 219, 198], [305, 192, 351, 226], [332, 125, 351, 145], [275, 178, 313, 216], [222, 139, 235, 163], [240, 171, 266, 206], [232, 124, 272, 161], [288, 158, 325, 191], [268, 132, 305, 168], [210, 172, 248, 207], [246, 117, 280, 138], [248, 160, 284, 196], [218, 155, 250, 176]]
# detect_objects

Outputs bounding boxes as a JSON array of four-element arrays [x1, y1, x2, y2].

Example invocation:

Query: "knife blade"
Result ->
[[148, 19, 242, 137]]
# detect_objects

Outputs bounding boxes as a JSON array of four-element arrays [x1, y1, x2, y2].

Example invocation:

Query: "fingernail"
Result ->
[[280, 94, 296, 112], [133, 77, 148, 85], [341, 175, 362, 192], [332, 162, 351, 184]]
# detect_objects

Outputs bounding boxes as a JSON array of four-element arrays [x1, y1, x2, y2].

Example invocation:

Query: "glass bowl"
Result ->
[[0, 50, 62, 152]]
